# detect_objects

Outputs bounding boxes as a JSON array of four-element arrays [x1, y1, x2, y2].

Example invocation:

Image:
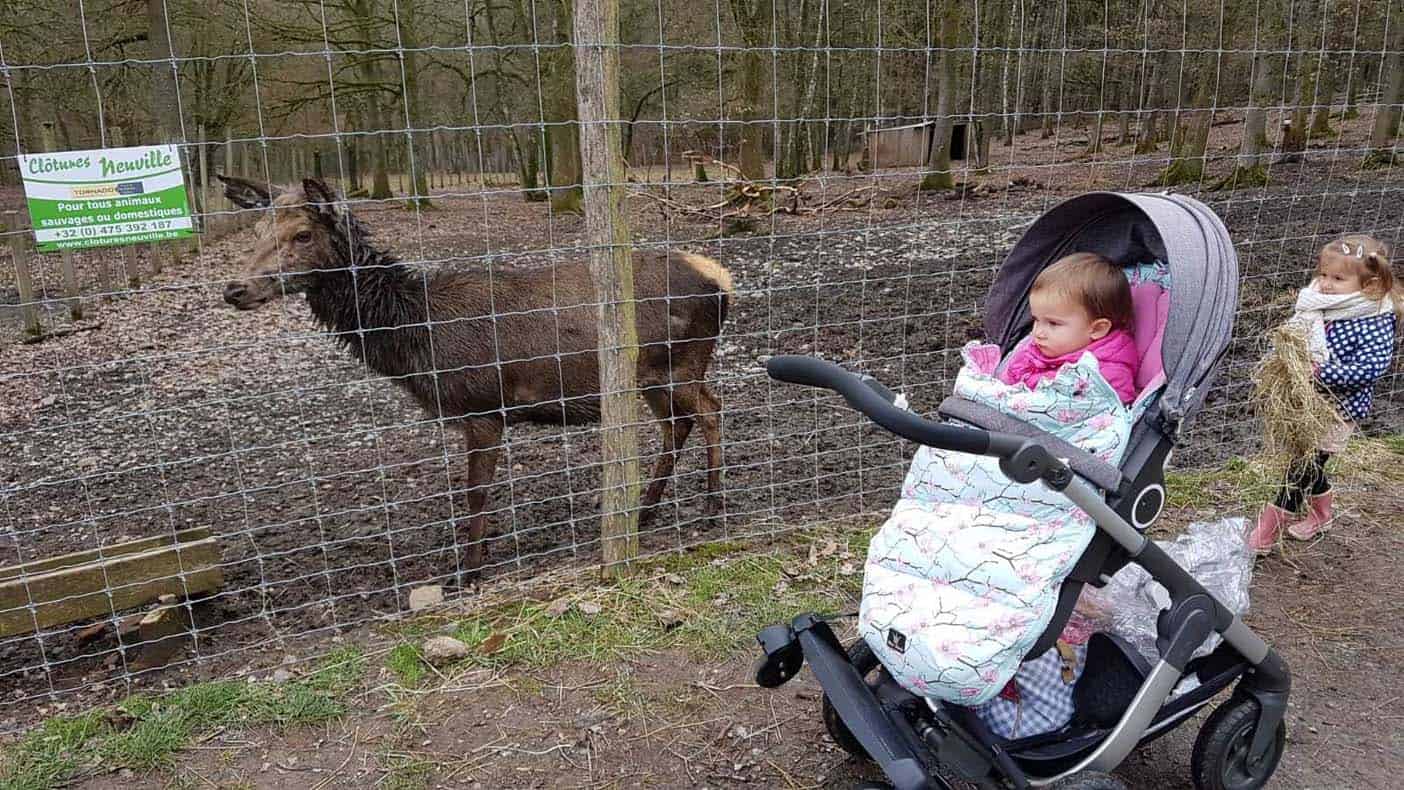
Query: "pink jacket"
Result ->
[[998, 329, 1140, 405]]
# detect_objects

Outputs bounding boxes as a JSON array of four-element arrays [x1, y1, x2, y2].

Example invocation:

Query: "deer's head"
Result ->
[[218, 175, 343, 310]]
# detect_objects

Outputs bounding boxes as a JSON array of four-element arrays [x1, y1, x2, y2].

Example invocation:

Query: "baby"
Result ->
[[999, 252, 1140, 405]]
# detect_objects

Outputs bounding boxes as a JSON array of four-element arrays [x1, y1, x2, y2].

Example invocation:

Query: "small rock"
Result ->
[[271, 668, 294, 683], [75, 621, 110, 645], [422, 636, 470, 665], [409, 585, 445, 611]]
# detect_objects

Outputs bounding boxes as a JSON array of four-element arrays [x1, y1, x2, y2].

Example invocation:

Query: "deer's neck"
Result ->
[[306, 230, 433, 380]]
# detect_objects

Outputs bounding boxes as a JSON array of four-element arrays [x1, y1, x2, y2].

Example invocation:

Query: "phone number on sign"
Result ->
[[53, 220, 177, 239]]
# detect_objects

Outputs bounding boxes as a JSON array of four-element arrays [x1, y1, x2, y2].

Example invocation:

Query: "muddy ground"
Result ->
[[1, 112, 1401, 774]]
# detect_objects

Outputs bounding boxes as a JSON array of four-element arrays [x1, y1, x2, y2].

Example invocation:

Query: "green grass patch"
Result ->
[[386, 643, 429, 687], [0, 648, 365, 789], [1382, 434, 1404, 456], [401, 528, 871, 676], [0, 712, 107, 790], [1166, 456, 1277, 513], [379, 753, 433, 790], [1164, 436, 1401, 517]]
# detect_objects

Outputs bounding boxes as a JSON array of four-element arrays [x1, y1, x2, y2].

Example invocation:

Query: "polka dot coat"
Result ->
[[1318, 313, 1397, 422]]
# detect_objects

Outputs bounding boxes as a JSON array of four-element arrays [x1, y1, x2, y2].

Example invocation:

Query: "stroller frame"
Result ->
[[753, 355, 1290, 790]]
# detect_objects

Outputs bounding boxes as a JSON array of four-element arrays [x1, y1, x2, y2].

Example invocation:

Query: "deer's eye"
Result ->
[[293, 230, 313, 244]]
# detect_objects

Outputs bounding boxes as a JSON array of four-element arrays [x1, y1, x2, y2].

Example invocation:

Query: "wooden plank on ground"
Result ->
[[0, 535, 222, 637], [0, 527, 212, 582]]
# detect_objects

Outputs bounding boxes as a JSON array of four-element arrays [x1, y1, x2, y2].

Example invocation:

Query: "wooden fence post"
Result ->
[[575, 0, 641, 576], [223, 132, 235, 233], [39, 122, 83, 320], [198, 124, 210, 240], [110, 127, 140, 289], [3, 211, 43, 339]]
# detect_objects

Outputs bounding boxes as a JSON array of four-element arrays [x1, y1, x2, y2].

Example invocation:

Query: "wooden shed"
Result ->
[[860, 120, 979, 168]]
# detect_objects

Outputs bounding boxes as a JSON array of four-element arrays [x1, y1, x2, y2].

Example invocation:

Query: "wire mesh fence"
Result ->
[[0, 0, 1401, 729]]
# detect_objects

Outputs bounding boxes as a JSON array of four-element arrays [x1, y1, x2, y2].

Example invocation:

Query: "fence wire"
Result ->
[[0, 0, 1401, 728]]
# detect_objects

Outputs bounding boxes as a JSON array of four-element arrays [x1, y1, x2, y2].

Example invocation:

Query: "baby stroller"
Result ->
[[752, 192, 1290, 790]]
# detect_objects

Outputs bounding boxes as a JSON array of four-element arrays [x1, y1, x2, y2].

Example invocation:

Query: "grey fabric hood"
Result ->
[[985, 192, 1239, 437]]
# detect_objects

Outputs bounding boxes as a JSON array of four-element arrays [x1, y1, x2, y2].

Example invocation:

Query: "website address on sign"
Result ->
[[45, 230, 192, 251]]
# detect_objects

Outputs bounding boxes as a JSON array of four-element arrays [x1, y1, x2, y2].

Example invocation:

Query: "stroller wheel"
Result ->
[[823, 638, 881, 760], [1191, 697, 1286, 790], [1046, 771, 1127, 789]]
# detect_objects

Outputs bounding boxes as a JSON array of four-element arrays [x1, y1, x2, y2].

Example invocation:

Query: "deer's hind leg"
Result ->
[[692, 383, 724, 521], [458, 416, 504, 579], [639, 385, 694, 527]]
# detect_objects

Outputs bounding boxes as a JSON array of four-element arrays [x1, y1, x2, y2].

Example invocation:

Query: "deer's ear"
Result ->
[[216, 174, 272, 209], [301, 178, 339, 217]]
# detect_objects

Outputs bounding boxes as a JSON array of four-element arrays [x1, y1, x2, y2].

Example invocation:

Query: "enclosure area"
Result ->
[[0, 0, 1402, 785]]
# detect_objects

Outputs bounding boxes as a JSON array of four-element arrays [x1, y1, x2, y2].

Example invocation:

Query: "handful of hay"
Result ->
[[1251, 322, 1343, 459]]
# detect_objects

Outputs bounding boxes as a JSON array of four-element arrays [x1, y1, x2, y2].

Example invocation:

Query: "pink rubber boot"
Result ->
[[1287, 490, 1334, 541], [1247, 504, 1291, 555]]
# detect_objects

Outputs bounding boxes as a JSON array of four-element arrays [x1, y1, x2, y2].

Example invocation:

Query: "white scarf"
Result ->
[[1291, 283, 1395, 364]]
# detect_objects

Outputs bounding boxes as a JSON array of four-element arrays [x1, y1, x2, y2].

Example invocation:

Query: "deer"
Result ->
[[217, 175, 732, 574]]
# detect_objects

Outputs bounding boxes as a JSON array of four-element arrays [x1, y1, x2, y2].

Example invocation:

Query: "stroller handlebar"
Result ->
[[765, 355, 1069, 487]]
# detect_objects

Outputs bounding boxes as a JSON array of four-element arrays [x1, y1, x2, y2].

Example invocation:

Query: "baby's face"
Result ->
[[1029, 291, 1110, 358]]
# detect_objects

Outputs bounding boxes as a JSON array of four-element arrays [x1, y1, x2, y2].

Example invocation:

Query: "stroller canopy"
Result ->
[[985, 192, 1239, 436]]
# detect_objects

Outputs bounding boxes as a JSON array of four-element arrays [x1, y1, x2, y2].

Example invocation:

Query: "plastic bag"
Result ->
[[1080, 517, 1253, 663]]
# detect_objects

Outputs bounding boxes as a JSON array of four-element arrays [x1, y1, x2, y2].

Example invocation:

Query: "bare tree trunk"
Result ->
[[1000, 0, 1018, 146], [729, 0, 773, 181], [546, 0, 583, 212], [1135, 55, 1162, 154], [363, 96, 393, 199], [1157, 7, 1238, 187], [401, 0, 433, 208], [1039, 4, 1059, 139], [1007, 2, 1033, 146], [1312, 54, 1336, 136], [1087, 106, 1105, 154], [0, 68, 31, 183], [1086, 26, 1109, 155], [780, 0, 824, 181], [343, 1, 394, 200], [485, 2, 544, 201], [974, 9, 998, 172], [1365, 19, 1404, 168], [1156, 54, 1218, 186], [1219, 43, 1275, 188], [1359, 18, 1404, 168], [1280, 51, 1314, 160], [574, 0, 640, 575], [148, 0, 181, 143], [920, 0, 960, 190]]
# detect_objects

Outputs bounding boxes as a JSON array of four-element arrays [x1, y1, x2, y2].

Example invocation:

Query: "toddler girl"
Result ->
[[1249, 235, 1399, 553], [1000, 252, 1140, 404]]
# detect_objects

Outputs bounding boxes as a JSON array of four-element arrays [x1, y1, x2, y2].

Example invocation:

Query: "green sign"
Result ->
[[19, 144, 194, 252]]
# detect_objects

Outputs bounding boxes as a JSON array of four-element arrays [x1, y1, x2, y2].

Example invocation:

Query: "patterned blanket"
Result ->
[[857, 341, 1136, 705]]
